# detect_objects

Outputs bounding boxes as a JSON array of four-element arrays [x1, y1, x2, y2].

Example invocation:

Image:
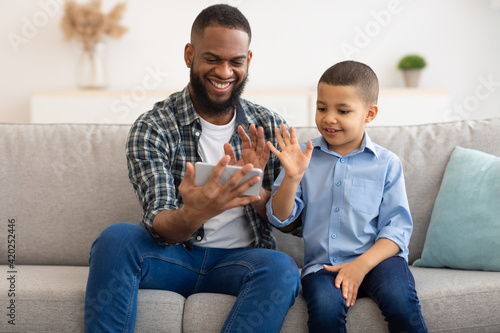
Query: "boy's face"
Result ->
[[315, 83, 377, 156]]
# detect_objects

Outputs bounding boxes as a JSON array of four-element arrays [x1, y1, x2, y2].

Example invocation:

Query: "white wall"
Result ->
[[1, 0, 499, 123]]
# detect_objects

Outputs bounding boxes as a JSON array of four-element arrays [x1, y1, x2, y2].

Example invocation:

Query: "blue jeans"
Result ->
[[302, 256, 427, 333], [84, 223, 301, 333]]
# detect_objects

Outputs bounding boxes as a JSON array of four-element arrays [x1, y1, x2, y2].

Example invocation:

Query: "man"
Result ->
[[84, 4, 300, 332]]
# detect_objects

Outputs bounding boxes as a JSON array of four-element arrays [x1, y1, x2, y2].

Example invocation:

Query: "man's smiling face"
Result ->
[[185, 26, 252, 120]]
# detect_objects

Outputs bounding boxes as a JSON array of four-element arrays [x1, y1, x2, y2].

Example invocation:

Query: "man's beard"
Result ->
[[189, 66, 248, 117]]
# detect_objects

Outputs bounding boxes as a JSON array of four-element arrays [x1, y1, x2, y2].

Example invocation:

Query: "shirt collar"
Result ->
[[176, 85, 198, 127], [311, 130, 378, 159], [362, 131, 378, 158], [178, 85, 249, 129]]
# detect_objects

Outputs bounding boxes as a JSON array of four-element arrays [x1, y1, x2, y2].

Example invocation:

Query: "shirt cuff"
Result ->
[[143, 207, 176, 247], [376, 226, 410, 257], [265, 192, 304, 228]]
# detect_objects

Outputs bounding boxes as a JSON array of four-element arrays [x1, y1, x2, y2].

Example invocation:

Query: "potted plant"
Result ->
[[397, 54, 426, 88], [61, 0, 128, 89]]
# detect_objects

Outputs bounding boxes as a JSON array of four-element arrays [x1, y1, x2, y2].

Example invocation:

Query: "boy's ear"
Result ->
[[365, 104, 378, 124]]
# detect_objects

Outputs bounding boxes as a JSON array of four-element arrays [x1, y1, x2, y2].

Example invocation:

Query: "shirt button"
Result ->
[[332, 258, 338, 263], [340, 158, 345, 163], [336, 181, 341, 186], [331, 234, 337, 239], [196, 235, 202, 241], [334, 207, 339, 212], [195, 132, 200, 137]]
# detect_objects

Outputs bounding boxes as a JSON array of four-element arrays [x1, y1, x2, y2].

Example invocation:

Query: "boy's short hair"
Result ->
[[191, 4, 252, 43], [319, 60, 379, 105]]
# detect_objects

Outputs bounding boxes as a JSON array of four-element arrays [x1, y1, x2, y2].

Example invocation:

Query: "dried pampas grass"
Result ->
[[61, 0, 127, 51]]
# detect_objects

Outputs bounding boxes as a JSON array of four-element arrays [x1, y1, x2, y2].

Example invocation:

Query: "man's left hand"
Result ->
[[224, 124, 270, 172]]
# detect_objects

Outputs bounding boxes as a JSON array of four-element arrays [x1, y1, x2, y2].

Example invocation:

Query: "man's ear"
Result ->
[[365, 104, 378, 124], [184, 43, 194, 68], [247, 49, 253, 67]]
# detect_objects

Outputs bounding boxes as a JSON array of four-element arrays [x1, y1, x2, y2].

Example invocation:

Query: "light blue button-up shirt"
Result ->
[[266, 132, 412, 278]]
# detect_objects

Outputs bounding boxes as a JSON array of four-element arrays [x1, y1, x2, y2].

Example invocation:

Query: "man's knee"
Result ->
[[278, 253, 300, 285], [263, 250, 301, 295], [91, 223, 146, 255]]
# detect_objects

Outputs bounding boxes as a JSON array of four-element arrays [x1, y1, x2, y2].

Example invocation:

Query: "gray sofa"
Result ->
[[1, 117, 500, 332]]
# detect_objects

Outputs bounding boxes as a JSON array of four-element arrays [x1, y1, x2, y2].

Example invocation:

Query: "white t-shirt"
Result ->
[[197, 114, 255, 248]]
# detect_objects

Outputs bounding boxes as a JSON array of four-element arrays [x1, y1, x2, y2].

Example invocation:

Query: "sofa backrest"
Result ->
[[0, 124, 142, 266], [1, 118, 499, 266], [280, 117, 500, 265]]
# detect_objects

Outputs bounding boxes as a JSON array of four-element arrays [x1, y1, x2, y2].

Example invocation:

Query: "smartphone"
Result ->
[[194, 162, 263, 196]]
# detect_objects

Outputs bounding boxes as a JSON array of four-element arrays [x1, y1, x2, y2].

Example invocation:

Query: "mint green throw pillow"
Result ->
[[413, 146, 500, 271]]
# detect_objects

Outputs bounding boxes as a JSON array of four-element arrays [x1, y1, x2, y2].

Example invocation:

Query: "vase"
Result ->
[[76, 41, 107, 89], [402, 69, 421, 88]]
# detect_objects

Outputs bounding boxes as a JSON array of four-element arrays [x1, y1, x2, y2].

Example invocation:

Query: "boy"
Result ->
[[266, 61, 427, 332]]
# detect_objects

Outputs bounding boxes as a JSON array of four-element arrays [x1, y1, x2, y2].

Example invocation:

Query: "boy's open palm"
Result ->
[[267, 124, 313, 179]]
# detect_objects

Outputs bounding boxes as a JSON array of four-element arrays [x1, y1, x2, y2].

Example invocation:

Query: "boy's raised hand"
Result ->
[[267, 124, 313, 180]]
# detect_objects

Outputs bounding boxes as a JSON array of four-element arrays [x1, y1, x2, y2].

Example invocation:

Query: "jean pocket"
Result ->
[[349, 178, 383, 215]]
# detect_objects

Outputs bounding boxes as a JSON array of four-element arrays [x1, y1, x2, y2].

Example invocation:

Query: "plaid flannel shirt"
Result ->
[[126, 85, 288, 249]]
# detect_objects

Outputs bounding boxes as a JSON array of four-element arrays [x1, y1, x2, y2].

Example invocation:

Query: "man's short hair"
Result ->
[[319, 61, 379, 105], [191, 4, 251, 43]]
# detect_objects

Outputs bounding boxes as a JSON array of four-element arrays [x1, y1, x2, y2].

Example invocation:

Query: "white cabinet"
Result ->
[[29, 90, 316, 127], [30, 90, 173, 125], [30, 89, 450, 127], [373, 89, 452, 127]]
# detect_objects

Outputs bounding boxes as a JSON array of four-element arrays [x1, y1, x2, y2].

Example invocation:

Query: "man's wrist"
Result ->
[[256, 188, 271, 206], [177, 204, 210, 227], [250, 188, 271, 219], [153, 206, 207, 243]]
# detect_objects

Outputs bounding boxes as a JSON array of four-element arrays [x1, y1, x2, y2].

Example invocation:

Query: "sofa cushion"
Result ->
[[413, 147, 500, 271], [135, 289, 185, 332], [182, 292, 312, 333], [411, 266, 500, 332], [0, 265, 185, 333], [0, 265, 88, 332], [181, 267, 500, 333]]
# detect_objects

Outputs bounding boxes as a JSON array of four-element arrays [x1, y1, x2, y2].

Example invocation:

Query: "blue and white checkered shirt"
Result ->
[[126, 85, 288, 249]]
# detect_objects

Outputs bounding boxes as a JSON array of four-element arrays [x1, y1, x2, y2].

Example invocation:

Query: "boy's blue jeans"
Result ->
[[302, 256, 427, 333], [84, 223, 301, 333]]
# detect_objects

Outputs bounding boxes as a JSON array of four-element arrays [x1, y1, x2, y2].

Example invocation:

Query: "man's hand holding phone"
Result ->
[[178, 156, 262, 223], [194, 162, 263, 196], [152, 125, 270, 243]]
